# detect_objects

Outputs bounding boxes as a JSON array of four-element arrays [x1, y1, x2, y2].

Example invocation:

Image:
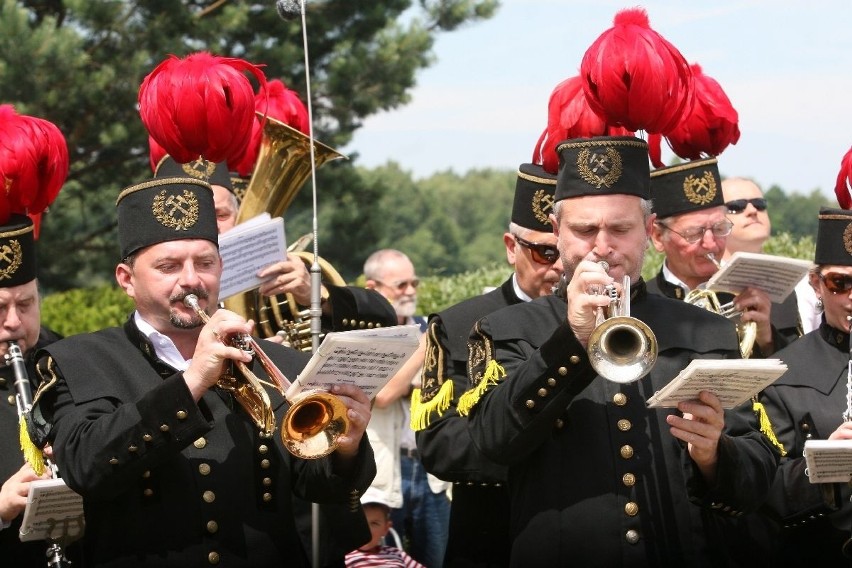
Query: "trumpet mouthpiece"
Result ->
[[704, 253, 721, 269], [184, 294, 200, 308], [598, 260, 610, 273]]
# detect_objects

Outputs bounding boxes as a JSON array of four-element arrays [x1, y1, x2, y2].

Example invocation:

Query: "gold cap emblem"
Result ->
[[0, 240, 23, 280], [843, 222, 852, 256], [152, 189, 200, 230], [577, 147, 623, 189], [182, 158, 216, 180], [682, 170, 717, 206], [532, 189, 555, 225]]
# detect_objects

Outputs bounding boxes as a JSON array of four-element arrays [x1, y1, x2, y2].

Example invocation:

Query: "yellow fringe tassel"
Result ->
[[20, 415, 45, 476], [457, 360, 506, 417], [410, 381, 454, 432], [752, 399, 786, 457]]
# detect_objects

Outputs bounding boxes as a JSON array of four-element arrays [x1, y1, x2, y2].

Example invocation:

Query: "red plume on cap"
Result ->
[[533, 76, 634, 174], [834, 147, 852, 209], [0, 104, 69, 237], [652, 64, 740, 167], [138, 52, 267, 165], [580, 7, 693, 134], [231, 79, 310, 177]]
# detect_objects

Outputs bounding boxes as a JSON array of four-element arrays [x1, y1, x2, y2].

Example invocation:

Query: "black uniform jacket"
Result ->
[[325, 285, 397, 331], [415, 275, 522, 566], [0, 327, 67, 567], [759, 322, 852, 565], [466, 282, 780, 567], [647, 268, 802, 355], [33, 318, 375, 568]]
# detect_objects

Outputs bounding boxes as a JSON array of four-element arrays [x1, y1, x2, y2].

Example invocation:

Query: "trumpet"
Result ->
[[586, 262, 658, 383], [684, 253, 757, 358], [183, 294, 349, 459]]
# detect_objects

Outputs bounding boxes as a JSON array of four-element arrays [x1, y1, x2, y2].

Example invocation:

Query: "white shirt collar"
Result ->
[[661, 261, 693, 294], [512, 273, 534, 303], [133, 311, 190, 371]]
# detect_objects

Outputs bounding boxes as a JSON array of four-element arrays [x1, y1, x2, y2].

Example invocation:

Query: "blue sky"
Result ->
[[344, 1, 852, 199]]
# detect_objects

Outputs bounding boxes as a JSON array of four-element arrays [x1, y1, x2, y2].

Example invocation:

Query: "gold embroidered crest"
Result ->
[[532, 189, 555, 225], [843, 222, 852, 256], [467, 339, 488, 387], [577, 147, 623, 189], [0, 240, 23, 280], [182, 159, 216, 181], [682, 171, 717, 205], [152, 189, 199, 230]]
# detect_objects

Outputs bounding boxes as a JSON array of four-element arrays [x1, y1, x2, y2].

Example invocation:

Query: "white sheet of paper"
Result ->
[[218, 214, 287, 300], [19, 477, 85, 543], [705, 251, 813, 303], [646, 358, 788, 409], [804, 440, 852, 483]]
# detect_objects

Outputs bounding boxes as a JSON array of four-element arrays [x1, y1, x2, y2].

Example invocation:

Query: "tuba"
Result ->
[[586, 263, 658, 383], [185, 295, 348, 459], [223, 114, 346, 347], [684, 254, 757, 358]]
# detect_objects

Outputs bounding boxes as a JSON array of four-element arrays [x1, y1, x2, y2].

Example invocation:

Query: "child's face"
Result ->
[[359, 504, 391, 551]]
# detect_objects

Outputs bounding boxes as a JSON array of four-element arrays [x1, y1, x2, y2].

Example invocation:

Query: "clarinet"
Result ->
[[6, 341, 73, 568]]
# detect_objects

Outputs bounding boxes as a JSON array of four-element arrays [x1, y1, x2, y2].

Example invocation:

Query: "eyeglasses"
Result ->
[[656, 219, 733, 244], [725, 198, 768, 214], [818, 271, 852, 295], [375, 278, 420, 292], [514, 235, 559, 265]]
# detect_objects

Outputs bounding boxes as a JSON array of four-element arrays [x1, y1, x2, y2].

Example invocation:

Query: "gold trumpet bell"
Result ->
[[283, 390, 350, 459]]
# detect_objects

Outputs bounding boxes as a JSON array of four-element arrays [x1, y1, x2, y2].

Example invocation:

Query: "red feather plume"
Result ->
[[662, 64, 739, 165], [231, 79, 310, 177], [138, 52, 267, 165], [834, 147, 852, 209], [0, 104, 69, 237], [580, 7, 693, 134], [533, 76, 633, 174]]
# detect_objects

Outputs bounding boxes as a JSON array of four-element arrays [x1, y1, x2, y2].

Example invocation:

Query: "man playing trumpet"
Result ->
[[30, 176, 377, 567]]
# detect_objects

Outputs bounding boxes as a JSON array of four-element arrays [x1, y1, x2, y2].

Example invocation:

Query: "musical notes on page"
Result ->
[[218, 213, 287, 300], [704, 251, 813, 303], [285, 325, 421, 400], [804, 440, 852, 484], [646, 358, 787, 409], [19, 477, 84, 543]]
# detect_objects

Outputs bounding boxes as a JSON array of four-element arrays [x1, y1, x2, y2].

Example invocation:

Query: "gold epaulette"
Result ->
[[752, 397, 787, 456], [458, 360, 505, 417], [410, 381, 453, 432]]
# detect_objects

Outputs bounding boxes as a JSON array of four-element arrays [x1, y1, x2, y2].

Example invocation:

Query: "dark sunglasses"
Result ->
[[515, 236, 559, 265], [725, 198, 767, 214], [375, 278, 420, 292], [818, 271, 852, 295]]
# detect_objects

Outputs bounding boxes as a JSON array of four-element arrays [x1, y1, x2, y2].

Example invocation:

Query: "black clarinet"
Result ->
[[6, 341, 73, 568]]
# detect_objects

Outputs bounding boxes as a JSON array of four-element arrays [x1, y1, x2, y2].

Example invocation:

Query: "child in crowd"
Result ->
[[345, 490, 425, 568]]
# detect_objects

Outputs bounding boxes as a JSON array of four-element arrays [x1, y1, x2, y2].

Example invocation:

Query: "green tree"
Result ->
[[765, 185, 831, 239], [0, 0, 498, 292]]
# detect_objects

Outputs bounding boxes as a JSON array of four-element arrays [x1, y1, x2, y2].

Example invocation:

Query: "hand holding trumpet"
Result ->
[[566, 259, 616, 348]]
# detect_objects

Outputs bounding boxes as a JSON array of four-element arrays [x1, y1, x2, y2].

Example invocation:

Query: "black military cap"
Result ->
[[116, 177, 218, 259], [229, 172, 249, 206], [512, 163, 557, 232], [555, 136, 650, 201], [815, 207, 852, 266], [649, 157, 724, 219], [154, 155, 234, 194], [0, 214, 36, 287]]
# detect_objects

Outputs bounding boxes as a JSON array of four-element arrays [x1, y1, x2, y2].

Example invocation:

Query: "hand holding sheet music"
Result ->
[[646, 358, 787, 409], [19, 477, 84, 543], [803, 440, 852, 483], [218, 213, 287, 300]]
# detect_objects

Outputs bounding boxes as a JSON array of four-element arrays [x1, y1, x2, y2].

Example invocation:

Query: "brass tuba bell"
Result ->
[[223, 114, 347, 346], [586, 263, 658, 383]]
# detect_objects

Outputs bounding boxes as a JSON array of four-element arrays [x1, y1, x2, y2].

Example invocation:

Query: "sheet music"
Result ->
[[218, 213, 287, 300], [646, 358, 787, 409], [19, 477, 85, 543], [705, 251, 813, 303], [804, 440, 852, 483], [285, 325, 421, 400]]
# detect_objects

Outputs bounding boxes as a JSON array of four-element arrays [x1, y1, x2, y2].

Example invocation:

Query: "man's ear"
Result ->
[[115, 262, 134, 298]]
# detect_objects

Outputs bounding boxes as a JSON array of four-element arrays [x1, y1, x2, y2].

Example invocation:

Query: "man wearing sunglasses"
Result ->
[[412, 163, 561, 566], [464, 137, 779, 565], [647, 160, 782, 357], [721, 176, 821, 338]]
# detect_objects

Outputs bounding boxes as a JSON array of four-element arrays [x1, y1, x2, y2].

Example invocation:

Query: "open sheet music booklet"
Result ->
[[218, 213, 287, 300], [19, 477, 84, 542], [285, 325, 422, 401], [646, 358, 787, 409], [704, 251, 813, 303], [803, 440, 852, 484]]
